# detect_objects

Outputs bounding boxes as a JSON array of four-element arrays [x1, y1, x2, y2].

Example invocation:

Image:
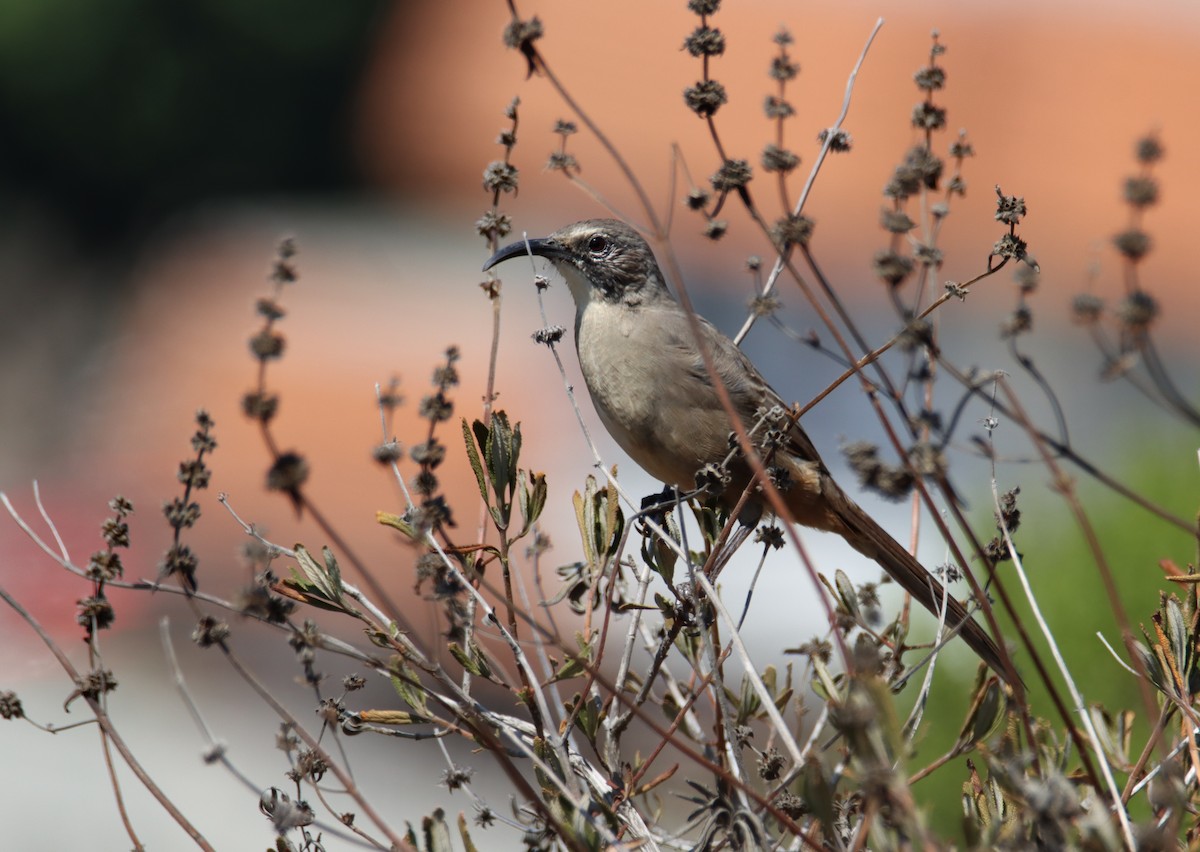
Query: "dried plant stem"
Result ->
[[733, 17, 884, 345], [421, 528, 577, 788], [97, 725, 143, 850], [998, 378, 1162, 725], [695, 572, 805, 766], [1122, 703, 1172, 803], [0, 584, 214, 851], [988, 469, 1135, 848], [215, 642, 409, 851]]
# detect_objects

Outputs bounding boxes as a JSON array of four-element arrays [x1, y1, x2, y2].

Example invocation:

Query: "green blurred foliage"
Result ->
[[913, 416, 1198, 837], [0, 0, 388, 245]]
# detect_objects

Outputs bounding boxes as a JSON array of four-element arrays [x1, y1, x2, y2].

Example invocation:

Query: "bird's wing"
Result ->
[[659, 309, 825, 466]]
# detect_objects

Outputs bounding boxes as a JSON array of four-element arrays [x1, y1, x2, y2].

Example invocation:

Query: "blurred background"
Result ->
[[1, 0, 1198, 847]]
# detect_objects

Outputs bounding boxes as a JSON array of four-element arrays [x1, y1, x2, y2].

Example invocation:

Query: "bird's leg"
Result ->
[[639, 484, 677, 519]]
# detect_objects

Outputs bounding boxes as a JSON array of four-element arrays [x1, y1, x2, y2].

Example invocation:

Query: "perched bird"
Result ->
[[484, 218, 1009, 678]]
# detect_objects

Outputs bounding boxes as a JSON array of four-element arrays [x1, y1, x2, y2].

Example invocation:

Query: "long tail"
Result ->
[[829, 493, 1012, 681]]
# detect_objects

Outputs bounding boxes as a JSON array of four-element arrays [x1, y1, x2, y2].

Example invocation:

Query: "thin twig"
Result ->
[[986, 463, 1135, 848], [733, 18, 884, 345], [216, 642, 409, 850], [0, 584, 214, 850]]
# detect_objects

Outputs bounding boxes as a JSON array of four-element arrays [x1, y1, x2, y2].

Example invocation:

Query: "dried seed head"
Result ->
[[102, 518, 130, 548], [546, 152, 578, 173], [994, 188, 1027, 225], [249, 330, 285, 360], [482, 160, 519, 194], [532, 325, 565, 345], [761, 144, 799, 174], [502, 17, 543, 50], [949, 134, 974, 159], [476, 210, 513, 241], [1071, 293, 1104, 324], [267, 452, 310, 493], [1123, 176, 1159, 207], [873, 250, 915, 288], [911, 101, 947, 131], [1135, 135, 1164, 164], [763, 95, 794, 120], [769, 55, 798, 81], [1116, 291, 1158, 327], [684, 80, 727, 117], [87, 550, 124, 582], [77, 594, 115, 631], [685, 187, 711, 210], [1112, 229, 1152, 262], [241, 391, 279, 423], [772, 213, 814, 249], [709, 158, 752, 192], [880, 208, 916, 234], [373, 441, 403, 464], [0, 691, 23, 720], [160, 543, 200, 591], [683, 25, 725, 57], [913, 65, 946, 91], [193, 615, 230, 647], [818, 128, 852, 152], [992, 233, 1028, 263]]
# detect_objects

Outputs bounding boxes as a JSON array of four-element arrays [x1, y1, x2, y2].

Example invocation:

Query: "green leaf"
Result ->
[[321, 546, 343, 600], [811, 658, 841, 703], [449, 641, 494, 680], [517, 470, 547, 538], [603, 475, 620, 557], [462, 418, 489, 504], [834, 569, 859, 620], [1165, 596, 1190, 678], [457, 812, 480, 852], [641, 508, 679, 585], [737, 672, 761, 722], [573, 480, 596, 568], [614, 601, 659, 612], [489, 412, 511, 508], [1132, 636, 1164, 693], [773, 685, 794, 714], [422, 807, 453, 852], [761, 665, 777, 694], [389, 660, 429, 719], [377, 511, 421, 541], [294, 543, 341, 605], [471, 411, 524, 531], [1089, 704, 1134, 765], [574, 473, 624, 570], [471, 418, 490, 463], [956, 674, 1006, 750], [550, 655, 586, 683], [550, 632, 595, 683], [802, 757, 837, 838], [277, 574, 349, 613], [574, 693, 604, 743]]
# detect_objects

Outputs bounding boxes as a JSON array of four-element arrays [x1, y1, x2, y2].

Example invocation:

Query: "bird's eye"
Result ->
[[587, 235, 608, 254]]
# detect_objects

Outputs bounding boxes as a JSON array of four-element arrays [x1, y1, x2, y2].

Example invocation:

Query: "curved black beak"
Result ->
[[482, 236, 566, 272]]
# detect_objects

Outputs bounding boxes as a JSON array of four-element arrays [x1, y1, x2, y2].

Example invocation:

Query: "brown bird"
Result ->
[[484, 218, 1009, 678]]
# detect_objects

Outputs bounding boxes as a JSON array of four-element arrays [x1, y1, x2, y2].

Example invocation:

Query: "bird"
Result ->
[[483, 218, 1009, 679]]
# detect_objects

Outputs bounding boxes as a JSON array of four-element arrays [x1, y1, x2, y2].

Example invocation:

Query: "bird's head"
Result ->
[[483, 219, 671, 309]]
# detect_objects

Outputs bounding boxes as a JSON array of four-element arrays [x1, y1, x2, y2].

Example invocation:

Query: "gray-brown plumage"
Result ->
[[484, 218, 1008, 678]]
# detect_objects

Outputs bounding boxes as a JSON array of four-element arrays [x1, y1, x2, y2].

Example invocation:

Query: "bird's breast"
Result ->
[[574, 302, 722, 486]]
